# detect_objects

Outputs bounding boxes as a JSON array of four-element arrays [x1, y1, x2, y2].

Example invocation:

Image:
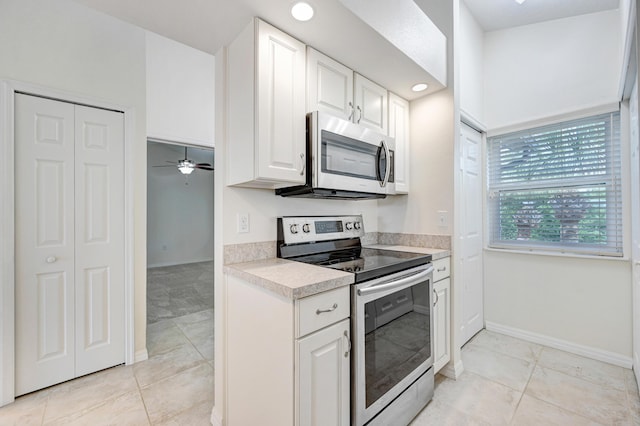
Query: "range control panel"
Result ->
[[279, 215, 364, 244]]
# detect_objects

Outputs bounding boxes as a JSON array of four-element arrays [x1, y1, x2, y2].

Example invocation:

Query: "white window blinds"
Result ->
[[487, 111, 622, 256]]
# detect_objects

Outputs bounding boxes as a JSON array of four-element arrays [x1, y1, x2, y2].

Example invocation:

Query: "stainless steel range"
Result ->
[[277, 215, 435, 426]]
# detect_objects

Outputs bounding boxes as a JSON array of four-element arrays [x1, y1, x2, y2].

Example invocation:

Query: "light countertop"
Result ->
[[224, 245, 450, 300]]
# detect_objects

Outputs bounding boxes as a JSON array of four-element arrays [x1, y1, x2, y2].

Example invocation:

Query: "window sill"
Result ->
[[484, 246, 629, 262]]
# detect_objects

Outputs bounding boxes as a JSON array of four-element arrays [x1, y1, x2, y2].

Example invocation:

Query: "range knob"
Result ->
[[354, 221, 361, 230], [290, 224, 299, 234], [345, 222, 353, 230], [302, 224, 311, 233]]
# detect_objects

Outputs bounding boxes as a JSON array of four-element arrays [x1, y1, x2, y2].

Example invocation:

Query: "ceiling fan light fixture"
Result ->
[[177, 160, 195, 175], [515, 0, 526, 4], [291, 2, 314, 21]]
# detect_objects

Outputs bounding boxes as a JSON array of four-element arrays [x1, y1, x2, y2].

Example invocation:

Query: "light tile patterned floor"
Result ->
[[0, 309, 214, 425], [2, 326, 638, 425], [411, 330, 640, 425]]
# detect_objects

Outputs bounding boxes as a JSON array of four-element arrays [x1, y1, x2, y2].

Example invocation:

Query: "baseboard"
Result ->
[[147, 258, 214, 269], [211, 406, 223, 426], [439, 359, 464, 380], [485, 321, 633, 369], [134, 349, 149, 363]]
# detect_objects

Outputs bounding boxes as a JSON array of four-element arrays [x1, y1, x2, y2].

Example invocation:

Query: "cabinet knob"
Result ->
[[46, 256, 57, 264]]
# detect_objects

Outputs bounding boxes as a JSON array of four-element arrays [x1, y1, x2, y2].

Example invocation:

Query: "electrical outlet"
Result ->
[[237, 213, 249, 233], [437, 210, 449, 227]]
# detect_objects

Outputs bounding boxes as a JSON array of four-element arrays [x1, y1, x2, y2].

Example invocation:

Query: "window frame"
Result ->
[[486, 110, 623, 257]]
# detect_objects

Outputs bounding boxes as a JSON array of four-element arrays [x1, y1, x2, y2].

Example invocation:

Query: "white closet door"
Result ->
[[74, 105, 125, 376], [15, 95, 125, 395], [15, 94, 76, 395]]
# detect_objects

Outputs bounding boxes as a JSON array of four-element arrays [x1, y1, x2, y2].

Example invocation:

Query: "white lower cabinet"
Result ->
[[432, 257, 451, 373], [297, 319, 350, 426], [226, 276, 350, 426]]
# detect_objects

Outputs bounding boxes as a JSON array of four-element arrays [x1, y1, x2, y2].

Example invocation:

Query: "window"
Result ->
[[487, 111, 622, 256]]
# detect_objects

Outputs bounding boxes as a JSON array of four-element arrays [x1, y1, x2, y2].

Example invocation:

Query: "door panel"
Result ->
[[15, 95, 125, 395], [15, 94, 76, 396], [629, 76, 640, 385], [460, 123, 484, 344], [74, 104, 124, 377]]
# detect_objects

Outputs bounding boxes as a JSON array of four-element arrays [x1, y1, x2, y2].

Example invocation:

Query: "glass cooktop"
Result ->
[[293, 247, 431, 283]]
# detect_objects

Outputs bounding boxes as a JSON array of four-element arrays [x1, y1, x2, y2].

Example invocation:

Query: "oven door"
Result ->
[[310, 111, 395, 195], [352, 264, 434, 426]]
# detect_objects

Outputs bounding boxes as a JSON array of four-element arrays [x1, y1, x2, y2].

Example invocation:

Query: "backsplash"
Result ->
[[223, 232, 450, 264], [376, 232, 451, 250]]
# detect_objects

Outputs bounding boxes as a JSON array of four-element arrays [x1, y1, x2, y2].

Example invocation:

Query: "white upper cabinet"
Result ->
[[306, 47, 354, 120], [353, 73, 388, 134], [307, 48, 388, 134], [227, 18, 306, 188], [388, 93, 410, 193], [146, 31, 215, 147]]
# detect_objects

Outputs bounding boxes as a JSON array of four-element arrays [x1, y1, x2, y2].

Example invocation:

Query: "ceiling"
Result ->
[[71, 0, 621, 99], [71, 0, 449, 100], [464, 0, 620, 32]]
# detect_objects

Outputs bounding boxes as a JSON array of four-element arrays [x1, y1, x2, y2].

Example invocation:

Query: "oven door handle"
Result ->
[[357, 265, 434, 296]]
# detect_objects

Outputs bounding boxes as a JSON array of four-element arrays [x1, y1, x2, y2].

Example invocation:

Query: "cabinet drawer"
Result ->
[[433, 257, 450, 282], [296, 286, 350, 338]]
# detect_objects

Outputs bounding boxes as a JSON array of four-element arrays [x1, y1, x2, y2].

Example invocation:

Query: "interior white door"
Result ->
[[74, 104, 125, 377], [15, 94, 125, 395], [459, 123, 484, 344], [15, 94, 76, 396], [629, 75, 640, 385]]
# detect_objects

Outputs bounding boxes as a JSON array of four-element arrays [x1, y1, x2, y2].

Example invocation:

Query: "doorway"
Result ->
[[146, 141, 214, 359]]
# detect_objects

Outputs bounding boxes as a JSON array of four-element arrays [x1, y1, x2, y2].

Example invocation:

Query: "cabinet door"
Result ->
[[433, 278, 451, 373], [256, 19, 306, 184], [307, 47, 354, 120], [388, 93, 410, 193], [354, 73, 388, 134], [297, 319, 350, 426]]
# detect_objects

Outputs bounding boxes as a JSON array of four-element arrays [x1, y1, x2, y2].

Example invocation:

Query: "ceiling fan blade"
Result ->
[[195, 165, 214, 171], [196, 163, 212, 167], [152, 165, 177, 168], [165, 160, 177, 164]]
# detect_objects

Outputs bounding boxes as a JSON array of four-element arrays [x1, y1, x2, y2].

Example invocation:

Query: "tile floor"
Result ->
[[411, 330, 640, 425], [0, 308, 215, 425], [147, 261, 214, 324]]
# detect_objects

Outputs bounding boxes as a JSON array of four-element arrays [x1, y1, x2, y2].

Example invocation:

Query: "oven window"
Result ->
[[364, 282, 431, 408], [321, 130, 381, 181]]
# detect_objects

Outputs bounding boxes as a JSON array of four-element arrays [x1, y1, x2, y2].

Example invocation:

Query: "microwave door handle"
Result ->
[[379, 139, 391, 187]]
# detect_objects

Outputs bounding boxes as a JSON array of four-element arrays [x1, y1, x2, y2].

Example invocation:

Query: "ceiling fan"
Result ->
[[153, 146, 214, 175]]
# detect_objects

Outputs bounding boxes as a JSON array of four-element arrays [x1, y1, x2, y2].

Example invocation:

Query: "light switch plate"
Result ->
[[437, 210, 449, 227]]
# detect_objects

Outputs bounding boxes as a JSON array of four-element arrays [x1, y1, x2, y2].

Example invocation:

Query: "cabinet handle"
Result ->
[[299, 153, 305, 176], [356, 105, 362, 123], [316, 303, 338, 315], [433, 289, 439, 307], [348, 101, 354, 121], [437, 266, 447, 272], [343, 330, 351, 358]]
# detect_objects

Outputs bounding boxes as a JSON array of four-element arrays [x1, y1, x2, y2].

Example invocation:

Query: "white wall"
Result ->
[[147, 142, 214, 267], [459, 1, 484, 124], [484, 10, 621, 130], [0, 0, 148, 357], [485, 251, 632, 359], [482, 9, 632, 361], [377, 89, 454, 236], [146, 31, 215, 147]]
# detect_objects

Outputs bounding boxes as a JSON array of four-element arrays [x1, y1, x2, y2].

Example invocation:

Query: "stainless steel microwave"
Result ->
[[276, 111, 395, 199]]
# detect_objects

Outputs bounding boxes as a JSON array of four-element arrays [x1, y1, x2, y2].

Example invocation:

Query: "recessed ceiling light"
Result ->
[[515, 0, 526, 4], [291, 2, 314, 21], [412, 83, 428, 92]]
